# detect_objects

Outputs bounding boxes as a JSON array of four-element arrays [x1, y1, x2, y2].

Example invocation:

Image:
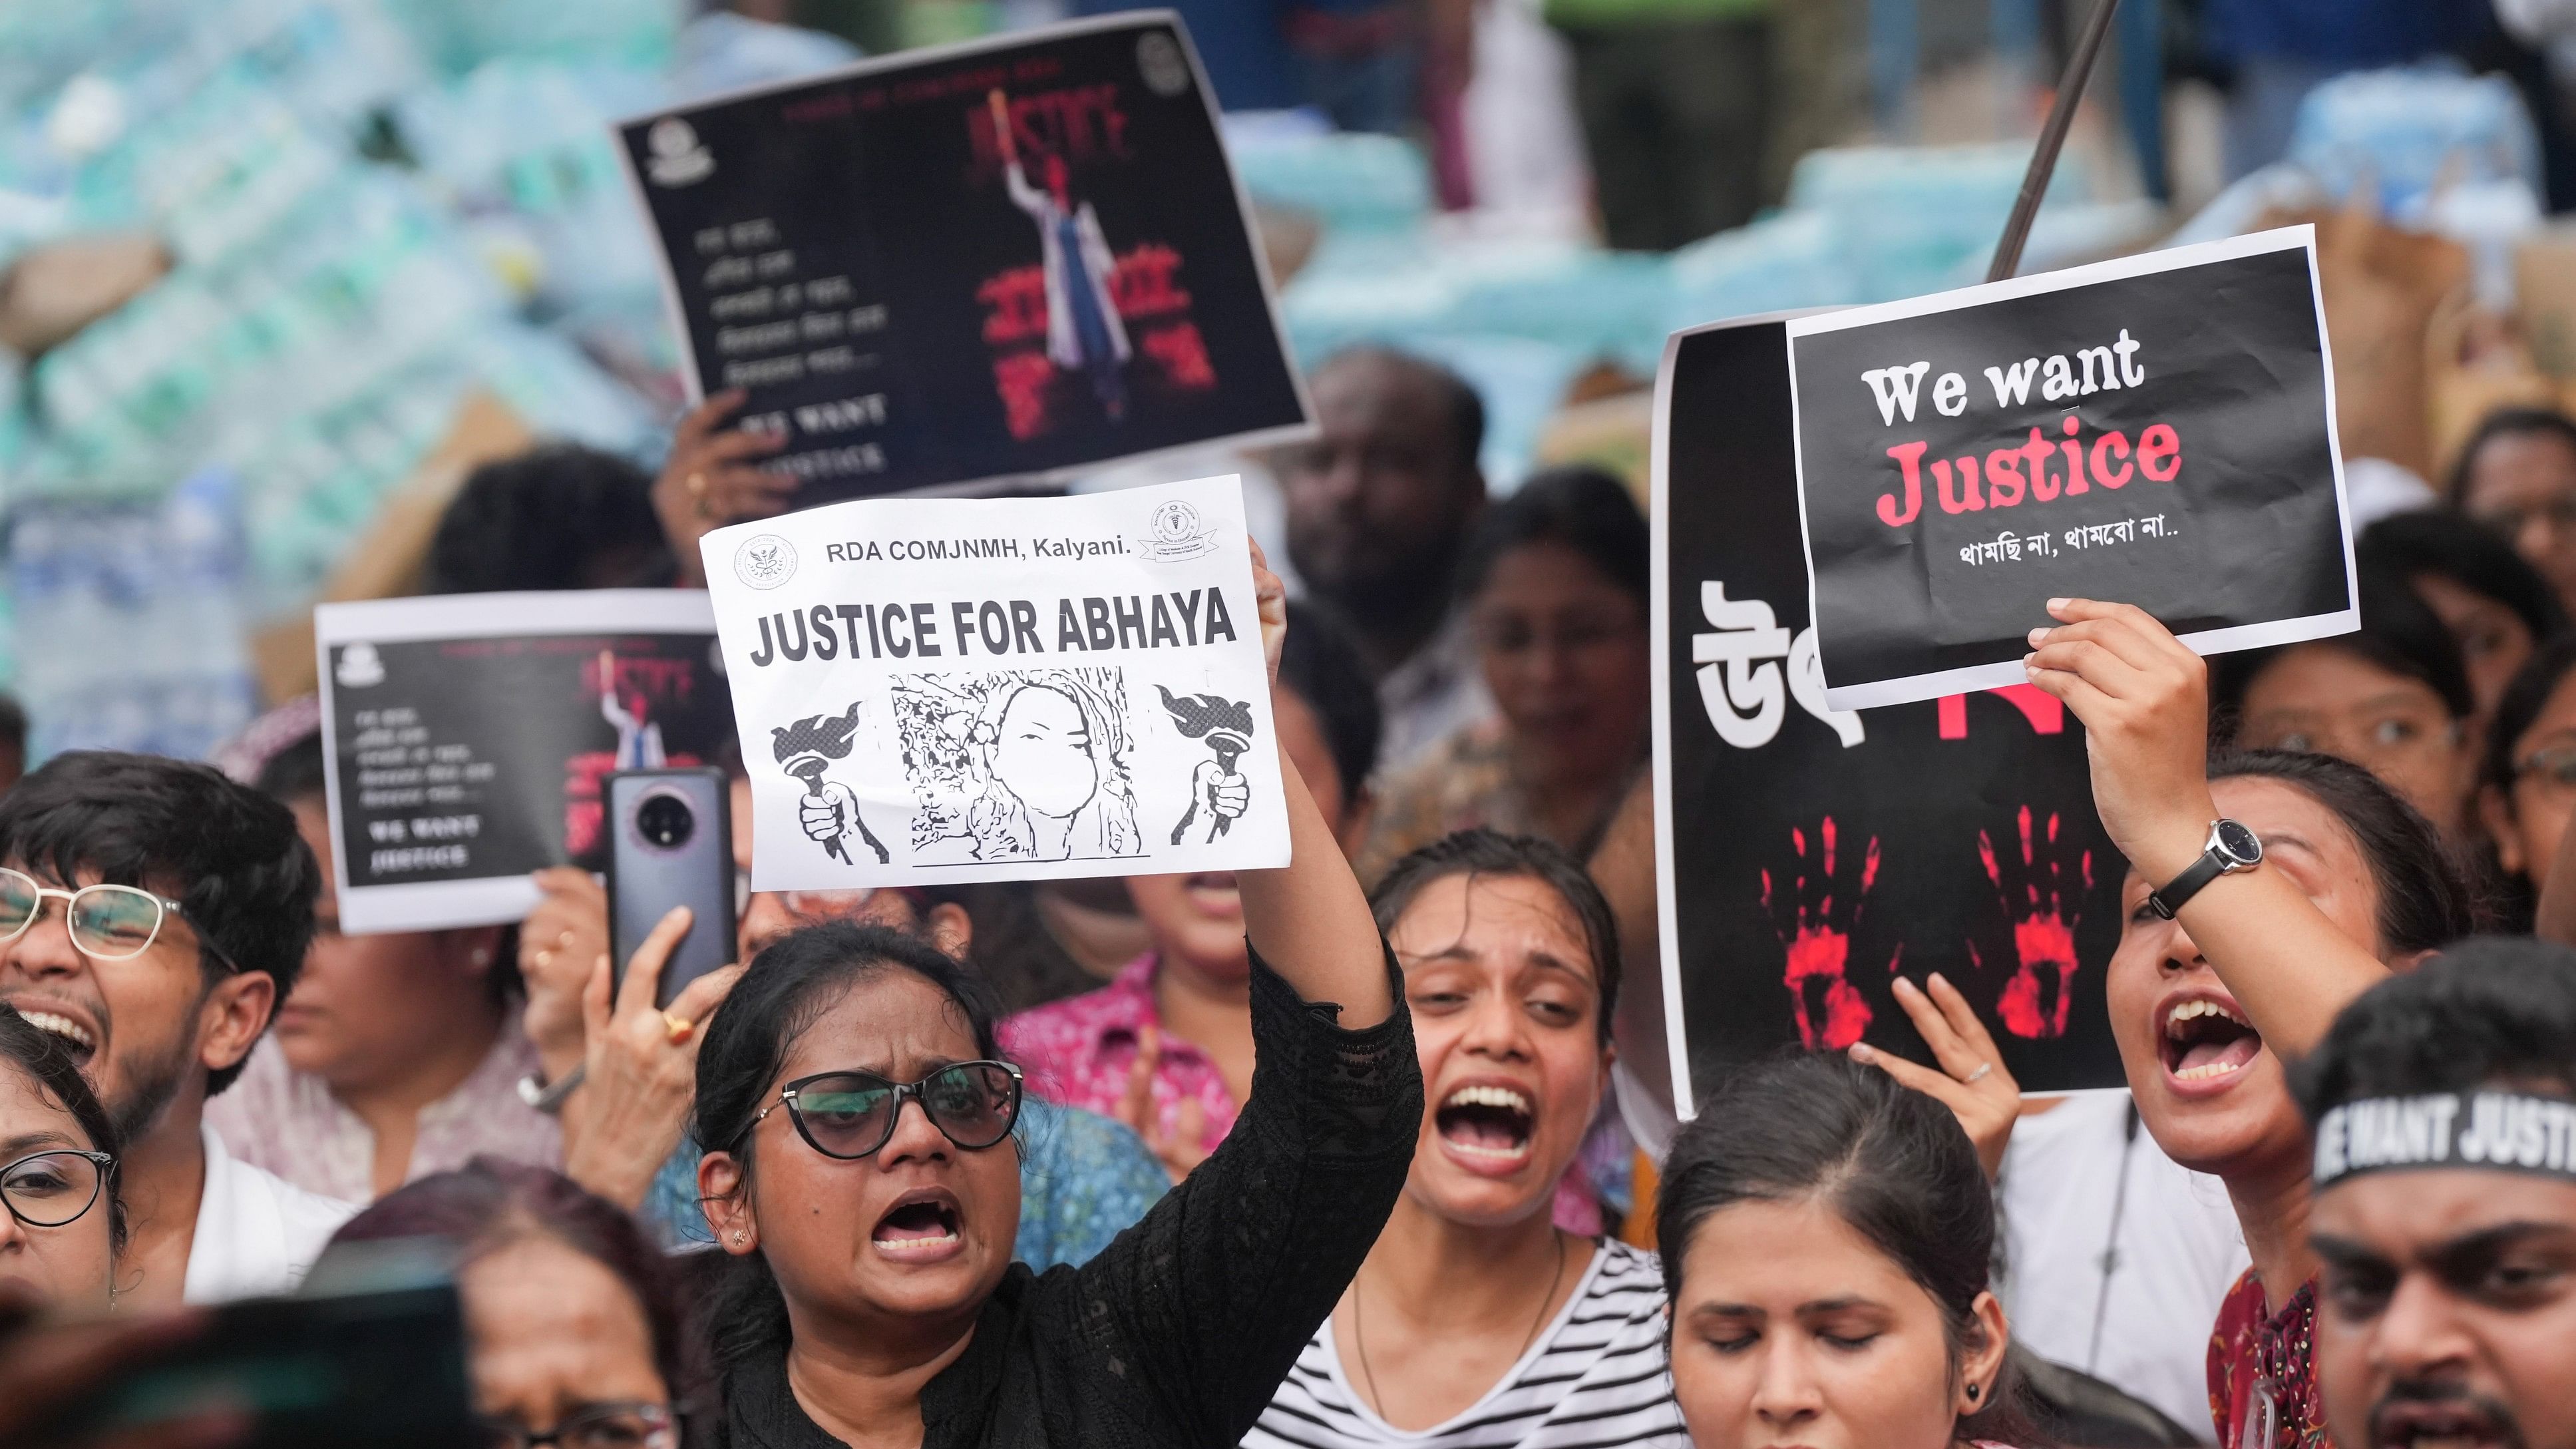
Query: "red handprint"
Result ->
[[1761, 817, 1891, 1051], [1973, 805, 2091, 1040]]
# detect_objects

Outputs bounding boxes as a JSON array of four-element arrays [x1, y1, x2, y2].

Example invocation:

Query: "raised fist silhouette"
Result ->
[[1973, 805, 2090, 1040], [1762, 817, 1890, 1051]]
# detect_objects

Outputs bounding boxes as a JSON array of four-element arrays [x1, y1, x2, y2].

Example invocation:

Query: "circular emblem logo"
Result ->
[[1137, 32, 1190, 97], [1150, 500, 1201, 544], [645, 116, 714, 187], [733, 534, 797, 590]]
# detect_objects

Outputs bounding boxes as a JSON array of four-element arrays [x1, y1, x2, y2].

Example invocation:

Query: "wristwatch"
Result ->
[[2146, 819, 2264, 920], [516, 1062, 586, 1114]]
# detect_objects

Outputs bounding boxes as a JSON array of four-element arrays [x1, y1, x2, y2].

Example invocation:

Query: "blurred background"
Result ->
[[0, 0, 2567, 766]]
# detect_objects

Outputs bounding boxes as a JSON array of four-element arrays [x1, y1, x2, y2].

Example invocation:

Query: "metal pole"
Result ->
[[1986, 0, 2123, 282]]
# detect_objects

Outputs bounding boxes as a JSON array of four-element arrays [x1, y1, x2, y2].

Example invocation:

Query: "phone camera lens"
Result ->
[[636, 793, 695, 851]]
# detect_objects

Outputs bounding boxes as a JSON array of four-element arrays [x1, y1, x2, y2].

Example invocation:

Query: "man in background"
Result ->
[[0, 752, 347, 1305], [1277, 345, 1491, 769]]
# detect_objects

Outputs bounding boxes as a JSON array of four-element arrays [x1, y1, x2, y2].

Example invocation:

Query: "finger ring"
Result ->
[[1965, 1062, 1993, 1084], [686, 471, 708, 498], [663, 1012, 695, 1044]]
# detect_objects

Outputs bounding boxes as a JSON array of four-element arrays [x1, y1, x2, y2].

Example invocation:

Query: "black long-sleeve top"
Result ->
[[723, 944, 1422, 1449]]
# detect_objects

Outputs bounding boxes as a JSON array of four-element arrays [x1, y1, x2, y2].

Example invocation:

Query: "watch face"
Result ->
[[2214, 819, 2263, 865]]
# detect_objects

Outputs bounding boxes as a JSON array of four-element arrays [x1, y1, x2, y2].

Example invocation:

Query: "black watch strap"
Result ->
[[2147, 852, 2227, 921]]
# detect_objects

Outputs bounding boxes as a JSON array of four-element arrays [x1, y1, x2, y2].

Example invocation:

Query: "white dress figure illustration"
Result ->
[[598, 650, 667, 768], [990, 88, 1131, 421]]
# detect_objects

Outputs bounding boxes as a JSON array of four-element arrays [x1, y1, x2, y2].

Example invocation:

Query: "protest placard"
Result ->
[[702, 475, 1287, 889], [1788, 226, 2358, 711], [1656, 313, 2128, 1112], [614, 12, 1310, 505], [315, 592, 733, 933]]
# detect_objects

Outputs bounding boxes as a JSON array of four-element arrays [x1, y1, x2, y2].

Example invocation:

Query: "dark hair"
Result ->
[[689, 922, 1006, 1376], [2361, 509, 2569, 646], [325, 1158, 691, 1411], [2213, 566, 2475, 727], [2205, 750, 2480, 954], [2484, 634, 2576, 797], [0, 752, 319, 1096], [1370, 829, 1622, 1044], [1278, 600, 1382, 799], [2296, 936, 2576, 1121], [0, 695, 27, 756], [424, 445, 675, 594], [253, 730, 329, 805], [1455, 465, 1648, 610], [1658, 1052, 2030, 1444], [2448, 405, 2576, 503], [1318, 345, 1486, 487], [0, 1004, 126, 1256]]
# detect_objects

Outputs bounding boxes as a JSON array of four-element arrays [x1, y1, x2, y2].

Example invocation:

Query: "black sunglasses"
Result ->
[[751, 1061, 1023, 1160]]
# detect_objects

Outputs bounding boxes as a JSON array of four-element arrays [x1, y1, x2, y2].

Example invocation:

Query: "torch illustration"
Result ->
[[771, 702, 890, 865], [1159, 686, 1255, 845]]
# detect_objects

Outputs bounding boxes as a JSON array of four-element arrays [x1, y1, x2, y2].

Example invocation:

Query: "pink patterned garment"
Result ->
[[998, 951, 1607, 1233], [206, 1013, 562, 1204], [1000, 952, 1240, 1157]]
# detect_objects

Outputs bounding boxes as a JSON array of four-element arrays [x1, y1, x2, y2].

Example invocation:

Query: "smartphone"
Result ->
[[606, 767, 737, 1009], [47, 1243, 474, 1449]]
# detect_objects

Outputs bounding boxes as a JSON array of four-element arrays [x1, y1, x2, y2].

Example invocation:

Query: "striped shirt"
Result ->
[[1246, 1239, 1688, 1449]]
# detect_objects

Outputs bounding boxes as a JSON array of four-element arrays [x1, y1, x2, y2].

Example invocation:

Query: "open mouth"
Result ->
[[2160, 997, 2260, 1086], [1435, 1084, 1535, 1170], [12, 1007, 97, 1065], [2371, 1397, 2515, 1449], [870, 1191, 964, 1261]]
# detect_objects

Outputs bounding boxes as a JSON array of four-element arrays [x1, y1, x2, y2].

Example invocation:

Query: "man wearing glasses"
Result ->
[[0, 751, 351, 1307]]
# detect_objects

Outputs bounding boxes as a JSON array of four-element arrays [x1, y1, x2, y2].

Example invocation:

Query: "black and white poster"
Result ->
[[1789, 226, 2358, 711], [314, 592, 733, 932], [615, 12, 1311, 504], [1655, 313, 2130, 1110], [702, 475, 1287, 888]]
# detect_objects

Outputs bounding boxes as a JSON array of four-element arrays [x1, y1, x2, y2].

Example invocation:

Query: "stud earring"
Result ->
[[1966, 1384, 1980, 1402]]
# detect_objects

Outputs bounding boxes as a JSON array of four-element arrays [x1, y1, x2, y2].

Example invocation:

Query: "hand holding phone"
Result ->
[[605, 769, 736, 1010], [562, 906, 744, 1211]]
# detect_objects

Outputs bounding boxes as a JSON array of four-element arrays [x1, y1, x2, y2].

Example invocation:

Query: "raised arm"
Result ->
[[2025, 598, 2389, 1056], [1034, 539, 1416, 1442], [1234, 538, 1396, 1028], [990, 88, 1046, 217]]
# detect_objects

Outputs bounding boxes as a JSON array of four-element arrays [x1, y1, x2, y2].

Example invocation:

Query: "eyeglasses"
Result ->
[[474, 1402, 674, 1449], [751, 1062, 1022, 1160], [2519, 743, 2576, 792], [0, 869, 239, 970], [1, 1149, 114, 1229]]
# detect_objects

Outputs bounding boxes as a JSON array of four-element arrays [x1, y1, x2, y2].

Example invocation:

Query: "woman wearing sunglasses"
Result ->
[[323, 1156, 690, 1449], [689, 544, 1421, 1449], [0, 1004, 122, 1310]]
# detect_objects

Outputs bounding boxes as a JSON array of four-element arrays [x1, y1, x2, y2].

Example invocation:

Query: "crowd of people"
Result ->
[[4, 342, 2576, 1449]]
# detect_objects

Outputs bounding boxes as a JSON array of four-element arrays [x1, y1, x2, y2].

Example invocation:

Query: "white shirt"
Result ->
[[1998, 1092, 2249, 1440], [1246, 1239, 1688, 1449], [181, 1122, 359, 1304]]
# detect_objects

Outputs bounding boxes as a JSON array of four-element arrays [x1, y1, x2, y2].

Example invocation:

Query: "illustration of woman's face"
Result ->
[[990, 686, 1098, 820]]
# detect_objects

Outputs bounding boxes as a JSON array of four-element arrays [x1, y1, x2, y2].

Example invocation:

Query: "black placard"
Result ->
[[315, 592, 735, 932], [1654, 315, 2130, 1108], [616, 12, 1310, 504], [1788, 228, 2356, 710]]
